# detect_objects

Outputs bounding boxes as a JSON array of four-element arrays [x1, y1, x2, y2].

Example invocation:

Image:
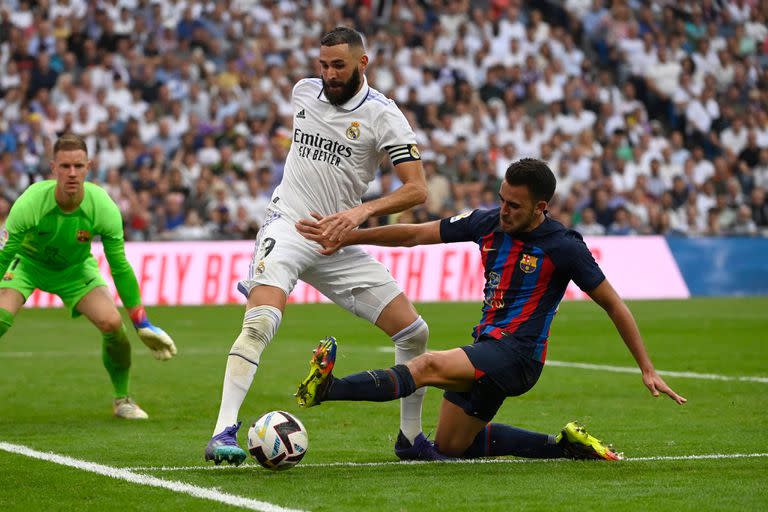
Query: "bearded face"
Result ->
[[322, 66, 362, 106]]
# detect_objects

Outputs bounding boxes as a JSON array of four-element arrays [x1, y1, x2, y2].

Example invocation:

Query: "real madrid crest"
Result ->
[[255, 260, 266, 276], [346, 121, 361, 140]]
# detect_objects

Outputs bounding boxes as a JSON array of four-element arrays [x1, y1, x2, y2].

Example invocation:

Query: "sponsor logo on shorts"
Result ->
[[3, 272, 12, 281], [520, 254, 539, 273], [345, 121, 361, 140], [76, 230, 92, 242]]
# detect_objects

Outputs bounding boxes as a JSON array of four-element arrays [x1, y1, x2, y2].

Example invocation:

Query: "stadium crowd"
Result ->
[[1, 0, 768, 240]]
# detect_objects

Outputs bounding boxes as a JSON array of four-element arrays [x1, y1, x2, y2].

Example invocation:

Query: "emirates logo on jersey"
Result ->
[[346, 121, 361, 140], [293, 128, 352, 167], [76, 230, 92, 242]]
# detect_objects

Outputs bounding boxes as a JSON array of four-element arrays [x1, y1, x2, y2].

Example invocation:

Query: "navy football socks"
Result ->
[[325, 364, 417, 402], [462, 423, 565, 459]]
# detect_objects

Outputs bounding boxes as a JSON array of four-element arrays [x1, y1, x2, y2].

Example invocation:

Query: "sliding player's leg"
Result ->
[[304, 248, 429, 455]]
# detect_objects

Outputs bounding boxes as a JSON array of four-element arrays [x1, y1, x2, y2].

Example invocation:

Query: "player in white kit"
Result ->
[[205, 27, 433, 465]]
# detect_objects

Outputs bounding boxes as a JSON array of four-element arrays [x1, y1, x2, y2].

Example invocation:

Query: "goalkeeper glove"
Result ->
[[130, 306, 177, 361]]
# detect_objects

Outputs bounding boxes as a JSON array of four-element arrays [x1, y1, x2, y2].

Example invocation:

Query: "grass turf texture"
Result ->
[[0, 297, 766, 511]]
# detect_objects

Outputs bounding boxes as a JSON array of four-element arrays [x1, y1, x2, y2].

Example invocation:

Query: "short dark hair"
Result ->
[[53, 133, 88, 156], [320, 26, 364, 50], [504, 158, 556, 203]]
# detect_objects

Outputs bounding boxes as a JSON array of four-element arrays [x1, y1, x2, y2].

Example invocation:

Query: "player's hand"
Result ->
[[642, 369, 686, 404], [311, 205, 370, 243], [296, 213, 344, 255], [129, 306, 178, 361]]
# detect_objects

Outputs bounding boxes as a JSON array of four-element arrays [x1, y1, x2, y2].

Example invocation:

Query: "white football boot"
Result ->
[[113, 397, 149, 419]]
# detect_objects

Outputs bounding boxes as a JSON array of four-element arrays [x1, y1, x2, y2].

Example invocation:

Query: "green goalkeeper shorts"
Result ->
[[0, 255, 107, 318]]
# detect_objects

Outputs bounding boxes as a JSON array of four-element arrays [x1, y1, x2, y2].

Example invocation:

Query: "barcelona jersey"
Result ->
[[440, 208, 605, 363]]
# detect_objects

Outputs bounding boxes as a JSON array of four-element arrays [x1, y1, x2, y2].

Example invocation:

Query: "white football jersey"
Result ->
[[270, 76, 420, 221]]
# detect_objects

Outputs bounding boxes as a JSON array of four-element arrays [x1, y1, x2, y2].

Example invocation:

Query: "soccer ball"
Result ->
[[247, 410, 309, 471]]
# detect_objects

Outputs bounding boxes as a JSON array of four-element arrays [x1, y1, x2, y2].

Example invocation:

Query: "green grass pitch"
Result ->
[[1, 298, 766, 511]]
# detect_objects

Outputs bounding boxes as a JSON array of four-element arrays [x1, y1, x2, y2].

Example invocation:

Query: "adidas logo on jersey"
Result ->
[[297, 109, 306, 119]]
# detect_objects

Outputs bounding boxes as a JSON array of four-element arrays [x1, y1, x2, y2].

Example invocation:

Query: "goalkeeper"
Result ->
[[0, 133, 177, 419]]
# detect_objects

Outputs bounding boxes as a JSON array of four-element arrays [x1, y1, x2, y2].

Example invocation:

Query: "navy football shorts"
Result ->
[[444, 335, 544, 422]]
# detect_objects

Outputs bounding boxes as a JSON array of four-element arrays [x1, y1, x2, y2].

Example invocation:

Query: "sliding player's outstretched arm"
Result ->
[[296, 217, 443, 255], [588, 279, 686, 404]]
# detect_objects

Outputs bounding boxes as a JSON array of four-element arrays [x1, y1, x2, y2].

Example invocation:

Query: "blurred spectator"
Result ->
[[574, 207, 606, 236], [729, 204, 758, 235]]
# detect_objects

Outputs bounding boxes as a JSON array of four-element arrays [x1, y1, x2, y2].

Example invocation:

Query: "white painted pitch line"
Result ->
[[0, 442, 306, 512], [544, 360, 768, 384], [128, 452, 768, 472], [3, 347, 767, 384], [380, 347, 768, 384]]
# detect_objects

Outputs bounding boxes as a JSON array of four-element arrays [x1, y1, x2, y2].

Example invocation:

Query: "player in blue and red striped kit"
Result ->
[[295, 158, 686, 461]]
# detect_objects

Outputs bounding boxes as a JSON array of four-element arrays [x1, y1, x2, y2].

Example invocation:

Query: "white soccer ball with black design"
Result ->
[[247, 411, 309, 470]]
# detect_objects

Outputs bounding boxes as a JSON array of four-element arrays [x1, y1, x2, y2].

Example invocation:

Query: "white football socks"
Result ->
[[392, 316, 429, 444], [213, 305, 282, 436]]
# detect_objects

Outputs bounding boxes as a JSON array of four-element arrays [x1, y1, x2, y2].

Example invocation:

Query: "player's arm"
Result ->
[[296, 215, 441, 255], [0, 229, 26, 276], [587, 279, 687, 404], [312, 158, 427, 243], [0, 191, 35, 274], [98, 194, 177, 360], [362, 159, 427, 217]]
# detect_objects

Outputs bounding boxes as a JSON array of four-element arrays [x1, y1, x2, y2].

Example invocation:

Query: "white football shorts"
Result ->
[[237, 207, 402, 323]]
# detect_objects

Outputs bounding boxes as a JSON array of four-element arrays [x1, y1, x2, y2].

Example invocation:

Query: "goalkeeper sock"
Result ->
[[102, 324, 132, 398], [213, 306, 282, 436], [325, 364, 417, 402], [0, 308, 14, 338], [462, 423, 563, 459]]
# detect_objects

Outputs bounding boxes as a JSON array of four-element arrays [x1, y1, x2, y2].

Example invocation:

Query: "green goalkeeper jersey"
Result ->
[[0, 180, 141, 307]]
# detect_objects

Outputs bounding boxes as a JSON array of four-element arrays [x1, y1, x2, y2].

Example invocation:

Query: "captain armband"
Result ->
[[387, 144, 421, 165]]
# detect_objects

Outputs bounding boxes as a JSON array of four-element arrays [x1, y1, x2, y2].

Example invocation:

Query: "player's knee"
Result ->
[[407, 352, 442, 384], [93, 313, 123, 333], [229, 305, 282, 364], [392, 316, 428, 355]]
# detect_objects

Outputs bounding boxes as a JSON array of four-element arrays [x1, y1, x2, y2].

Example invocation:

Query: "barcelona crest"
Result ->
[[76, 230, 92, 242], [519, 254, 538, 273], [346, 121, 361, 140]]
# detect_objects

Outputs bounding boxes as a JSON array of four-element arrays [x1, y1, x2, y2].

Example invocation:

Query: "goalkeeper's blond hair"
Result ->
[[53, 133, 88, 156]]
